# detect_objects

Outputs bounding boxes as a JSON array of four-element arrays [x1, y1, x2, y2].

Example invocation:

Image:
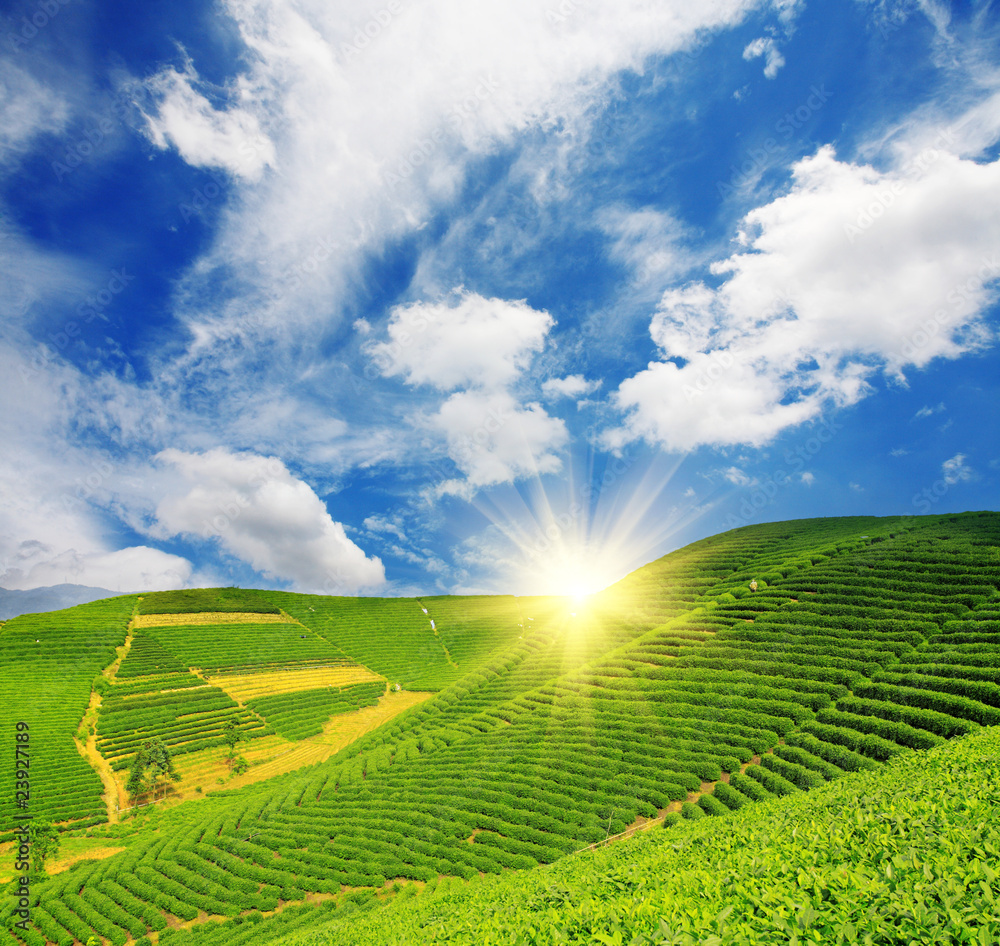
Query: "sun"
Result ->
[[536, 554, 617, 603]]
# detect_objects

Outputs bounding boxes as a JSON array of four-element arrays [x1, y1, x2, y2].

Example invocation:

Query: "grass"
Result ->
[[1, 511, 998, 945], [296, 724, 1000, 946], [207, 666, 384, 703], [138, 588, 281, 615]]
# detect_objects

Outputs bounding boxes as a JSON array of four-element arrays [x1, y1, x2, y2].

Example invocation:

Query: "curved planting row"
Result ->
[[245, 682, 386, 740], [96, 673, 270, 769], [0, 596, 136, 834], [140, 621, 356, 674]]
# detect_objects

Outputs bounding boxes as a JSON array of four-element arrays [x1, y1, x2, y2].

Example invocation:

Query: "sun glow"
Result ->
[[464, 446, 714, 600]]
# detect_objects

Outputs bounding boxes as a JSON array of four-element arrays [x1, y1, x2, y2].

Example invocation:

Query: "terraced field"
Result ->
[[1, 512, 998, 946]]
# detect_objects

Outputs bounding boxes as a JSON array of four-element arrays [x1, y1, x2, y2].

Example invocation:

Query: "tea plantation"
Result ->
[[1, 511, 998, 945]]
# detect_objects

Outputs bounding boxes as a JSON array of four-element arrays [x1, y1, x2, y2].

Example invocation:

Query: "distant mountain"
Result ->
[[0, 583, 123, 620]]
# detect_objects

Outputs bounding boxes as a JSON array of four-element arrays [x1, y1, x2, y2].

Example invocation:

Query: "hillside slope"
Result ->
[[1, 512, 998, 946], [298, 724, 1000, 945]]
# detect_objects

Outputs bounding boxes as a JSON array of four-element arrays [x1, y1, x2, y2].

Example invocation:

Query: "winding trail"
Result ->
[[74, 689, 123, 823], [72, 612, 138, 823]]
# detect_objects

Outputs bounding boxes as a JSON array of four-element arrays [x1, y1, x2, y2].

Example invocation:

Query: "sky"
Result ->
[[1, 0, 999, 599]]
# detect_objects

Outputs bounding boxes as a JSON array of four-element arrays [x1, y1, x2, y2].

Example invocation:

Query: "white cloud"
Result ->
[[800, 471, 815, 485], [152, 448, 385, 593], [598, 206, 695, 288], [721, 466, 754, 486], [849, 482, 864, 492], [140, 61, 276, 181], [3, 545, 192, 593], [605, 135, 1000, 453], [742, 37, 786, 78], [134, 0, 789, 351], [914, 402, 945, 418], [431, 391, 568, 497], [369, 291, 552, 392], [0, 60, 70, 165], [942, 453, 974, 484], [363, 514, 407, 542], [541, 374, 602, 399], [0, 333, 197, 593]]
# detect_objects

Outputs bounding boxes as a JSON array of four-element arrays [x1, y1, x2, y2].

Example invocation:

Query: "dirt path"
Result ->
[[74, 614, 139, 823], [574, 746, 779, 856], [74, 689, 124, 823]]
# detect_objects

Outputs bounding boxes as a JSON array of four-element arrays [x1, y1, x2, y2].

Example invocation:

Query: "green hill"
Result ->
[[1, 511, 998, 945]]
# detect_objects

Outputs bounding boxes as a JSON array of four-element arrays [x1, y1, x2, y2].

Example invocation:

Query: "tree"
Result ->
[[126, 738, 179, 801], [29, 820, 60, 874], [223, 720, 246, 768]]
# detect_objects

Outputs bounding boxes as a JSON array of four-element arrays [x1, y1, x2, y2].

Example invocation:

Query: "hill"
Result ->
[[0, 585, 122, 622], [289, 723, 1000, 945], [0, 511, 998, 945]]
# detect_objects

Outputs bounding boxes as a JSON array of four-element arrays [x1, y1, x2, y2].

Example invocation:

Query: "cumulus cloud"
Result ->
[[152, 448, 385, 593], [742, 36, 786, 78], [140, 61, 276, 181], [605, 137, 1000, 453], [367, 290, 570, 496], [369, 292, 552, 392], [2, 545, 192, 593], [941, 453, 974, 484], [541, 374, 602, 399], [431, 390, 568, 497]]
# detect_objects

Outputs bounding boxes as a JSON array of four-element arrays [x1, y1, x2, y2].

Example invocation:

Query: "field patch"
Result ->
[[138, 586, 280, 614], [245, 681, 386, 740], [95, 671, 271, 771], [133, 611, 299, 628], [208, 665, 384, 702], [140, 620, 359, 673]]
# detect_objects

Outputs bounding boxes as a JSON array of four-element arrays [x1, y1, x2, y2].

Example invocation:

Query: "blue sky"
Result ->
[[1, 0, 998, 597]]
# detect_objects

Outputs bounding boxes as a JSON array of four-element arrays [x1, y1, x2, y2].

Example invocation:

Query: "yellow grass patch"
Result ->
[[0, 838, 125, 884], [151, 691, 435, 799], [225, 690, 436, 789], [207, 665, 384, 702], [132, 611, 299, 628]]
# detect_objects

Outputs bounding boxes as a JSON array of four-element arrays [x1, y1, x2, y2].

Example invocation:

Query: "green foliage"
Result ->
[[138, 587, 280, 614], [246, 682, 385, 740], [28, 820, 60, 873], [298, 726, 1000, 945], [5, 511, 1000, 946], [125, 738, 180, 800]]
